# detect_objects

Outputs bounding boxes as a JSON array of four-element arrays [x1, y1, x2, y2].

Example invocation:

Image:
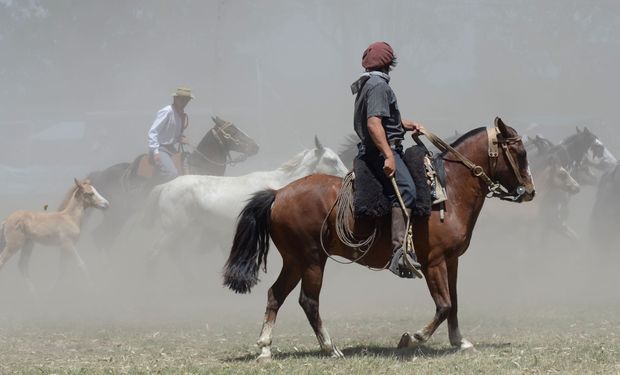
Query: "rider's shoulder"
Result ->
[[365, 76, 390, 92], [156, 105, 173, 116]]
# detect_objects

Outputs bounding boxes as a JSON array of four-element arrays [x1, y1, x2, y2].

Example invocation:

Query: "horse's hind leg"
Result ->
[[256, 258, 301, 362], [0, 226, 24, 271], [17, 240, 38, 295], [299, 262, 343, 358], [446, 258, 473, 350]]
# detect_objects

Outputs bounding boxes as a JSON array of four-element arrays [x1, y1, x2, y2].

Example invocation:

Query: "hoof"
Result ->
[[323, 345, 344, 358], [413, 330, 428, 343], [458, 339, 474, 350], [331, 346, 345, 358], [397, 332, 411, 349], [256, 346, 272, 362], [397, 332, 416, 349]]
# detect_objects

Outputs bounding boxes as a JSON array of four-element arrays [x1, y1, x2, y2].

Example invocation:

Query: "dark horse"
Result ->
[[86, 116, 259, 253], [223, 118, 535, 360]]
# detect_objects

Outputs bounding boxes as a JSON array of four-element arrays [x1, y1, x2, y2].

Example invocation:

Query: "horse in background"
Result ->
[[538, 127, 616, 186], [223, 118, 535, 360], [144, 137, 348, 273], [85, 116, 259, 255], [525, 128, 616, 242], [589, 163, 620, 251], [535, 155, 581, 242], [0, 179, 109, 294]]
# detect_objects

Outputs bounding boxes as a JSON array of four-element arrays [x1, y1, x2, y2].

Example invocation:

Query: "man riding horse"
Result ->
[[148, 87, 193, 183], [351, 41, 424, 278]]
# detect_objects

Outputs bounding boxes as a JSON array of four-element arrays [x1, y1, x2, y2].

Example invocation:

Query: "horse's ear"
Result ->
[[576, 126, 582, 133], [74, 178, 83, 189], [495, 117, 510, 138], [584, 126, 591, 134], [314, 136, 324, 151]]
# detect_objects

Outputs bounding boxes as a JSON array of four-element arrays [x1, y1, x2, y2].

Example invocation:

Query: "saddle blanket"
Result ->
[[353, 146, 446, 218]]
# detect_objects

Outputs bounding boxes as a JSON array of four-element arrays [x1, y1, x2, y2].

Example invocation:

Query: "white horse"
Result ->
[[144, 137, 349, 266]]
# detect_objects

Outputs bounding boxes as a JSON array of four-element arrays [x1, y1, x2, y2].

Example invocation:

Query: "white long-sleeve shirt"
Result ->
[[148, 105, 185, 154]]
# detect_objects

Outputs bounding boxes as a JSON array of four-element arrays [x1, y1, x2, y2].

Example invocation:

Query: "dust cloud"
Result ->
[[0, 0, 619, 331]]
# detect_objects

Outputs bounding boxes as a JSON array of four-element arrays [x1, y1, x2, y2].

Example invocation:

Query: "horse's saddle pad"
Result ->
[[353, 146, 446, 218]]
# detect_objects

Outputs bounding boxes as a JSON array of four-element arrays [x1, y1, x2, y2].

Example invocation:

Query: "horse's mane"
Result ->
[[277, 149, 310, 173], [441, 127, 487, 155], [57, 185, 79, 211]]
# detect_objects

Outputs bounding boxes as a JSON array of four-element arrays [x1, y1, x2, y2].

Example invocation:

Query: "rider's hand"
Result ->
[[403, 119, 424, 135], [154, 153, 161, 163], [180, 135, 188, 145], [383, 152, 396, 177]]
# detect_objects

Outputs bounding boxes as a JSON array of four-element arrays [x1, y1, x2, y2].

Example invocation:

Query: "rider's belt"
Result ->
[[159, 144, 179, 154]]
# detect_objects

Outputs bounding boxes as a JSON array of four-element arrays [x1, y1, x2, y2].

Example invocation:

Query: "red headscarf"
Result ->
[[362, 41, 394, 71]]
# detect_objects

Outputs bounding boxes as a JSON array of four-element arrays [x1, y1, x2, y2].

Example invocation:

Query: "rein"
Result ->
[[188, 124, 250, 167], [322, 123, 529, 268], [420, 126, 526, 202]]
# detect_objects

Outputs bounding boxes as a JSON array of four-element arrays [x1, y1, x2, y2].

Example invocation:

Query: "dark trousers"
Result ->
[[359, 148, 416, 209]]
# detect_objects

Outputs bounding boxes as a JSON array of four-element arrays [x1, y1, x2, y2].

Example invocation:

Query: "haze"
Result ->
[[0, 0, 618, 329]]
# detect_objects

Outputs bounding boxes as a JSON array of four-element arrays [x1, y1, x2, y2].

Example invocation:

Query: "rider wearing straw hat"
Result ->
[[351, 42, 423, 278], [148, 87, 194, 182]]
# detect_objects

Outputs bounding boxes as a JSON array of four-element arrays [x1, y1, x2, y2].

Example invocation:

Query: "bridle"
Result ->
[[420, 125, 528, 202], [189, 122, 252, 167]]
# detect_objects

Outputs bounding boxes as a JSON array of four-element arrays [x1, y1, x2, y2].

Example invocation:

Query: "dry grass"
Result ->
[[0, 308, 617, 375]]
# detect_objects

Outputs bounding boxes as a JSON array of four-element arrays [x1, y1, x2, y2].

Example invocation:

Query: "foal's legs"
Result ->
[[446, 258, 473, 349], [299, 262, 343, 358], [0, 226, 24, 271], [61, 242, 92, 286], [256, 258, 301, 362], [17, 240, 38, 295]]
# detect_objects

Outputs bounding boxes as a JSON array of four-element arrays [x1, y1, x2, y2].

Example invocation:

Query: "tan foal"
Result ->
[[0, 178, 109, 293]]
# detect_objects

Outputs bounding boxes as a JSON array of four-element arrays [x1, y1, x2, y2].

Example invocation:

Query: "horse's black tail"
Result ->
[[223, 189, 276, 294]]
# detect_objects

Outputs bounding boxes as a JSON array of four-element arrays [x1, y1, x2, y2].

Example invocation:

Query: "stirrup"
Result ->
[[389, 248, 422, 279]]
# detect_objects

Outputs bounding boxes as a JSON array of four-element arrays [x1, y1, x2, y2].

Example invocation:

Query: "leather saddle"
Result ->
[[131, 152, 185, 180]]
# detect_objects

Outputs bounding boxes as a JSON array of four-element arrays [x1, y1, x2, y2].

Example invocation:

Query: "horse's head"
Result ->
[[75, 178, 109, 210], [209, 116, 260, 156], [530, 134, 555, 154], [311, 136, 349, 177], [491, 117, 536, 202], [545, 156, 580, 194]]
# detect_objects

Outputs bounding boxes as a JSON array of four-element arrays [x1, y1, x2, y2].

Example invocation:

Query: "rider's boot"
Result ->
[[388, 207, 422, 278]]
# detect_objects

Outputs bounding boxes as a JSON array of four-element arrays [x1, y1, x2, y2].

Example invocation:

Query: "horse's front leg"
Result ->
[[62, 241, 92, 287], [446, 258, 473, 350], [398, 259, 451, 348]]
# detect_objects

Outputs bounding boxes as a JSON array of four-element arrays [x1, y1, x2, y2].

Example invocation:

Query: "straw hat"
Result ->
[[172, 87, 195, 99]]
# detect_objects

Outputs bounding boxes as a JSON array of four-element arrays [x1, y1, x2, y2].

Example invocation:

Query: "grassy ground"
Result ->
[[0, 308, 617, 375]]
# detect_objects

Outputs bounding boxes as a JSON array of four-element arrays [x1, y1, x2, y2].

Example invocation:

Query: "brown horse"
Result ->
[[223, 118, 535, 360], [0, 179, 109, 293]]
